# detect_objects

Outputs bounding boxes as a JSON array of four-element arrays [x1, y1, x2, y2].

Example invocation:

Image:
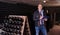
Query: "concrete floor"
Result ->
[[48, 25, 60, 35]]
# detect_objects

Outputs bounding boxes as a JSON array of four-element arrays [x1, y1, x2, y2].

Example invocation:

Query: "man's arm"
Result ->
[[33, 12, 37, 21], [39, 15, 47, 21], [33, 11, 39, 21], [44, 16, 48, 21]]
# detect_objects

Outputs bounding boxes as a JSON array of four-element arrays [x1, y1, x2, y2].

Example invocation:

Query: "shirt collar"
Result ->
[[38, 10, 44, 13]]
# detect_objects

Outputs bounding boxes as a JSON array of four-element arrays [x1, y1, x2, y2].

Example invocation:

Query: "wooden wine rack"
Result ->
[[8, 15, 31, 35]]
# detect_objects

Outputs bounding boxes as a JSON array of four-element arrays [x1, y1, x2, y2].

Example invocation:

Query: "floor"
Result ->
[[48, 25, 60, 35]]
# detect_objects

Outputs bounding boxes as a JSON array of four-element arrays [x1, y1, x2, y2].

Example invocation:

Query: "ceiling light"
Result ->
[[43, 0, 46, 3]]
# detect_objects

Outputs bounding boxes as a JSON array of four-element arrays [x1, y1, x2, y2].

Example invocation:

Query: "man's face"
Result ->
[[38, 4, 42, 11]]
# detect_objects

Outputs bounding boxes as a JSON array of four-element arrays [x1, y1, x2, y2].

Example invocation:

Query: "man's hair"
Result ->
[[38, 4, 43, 7]]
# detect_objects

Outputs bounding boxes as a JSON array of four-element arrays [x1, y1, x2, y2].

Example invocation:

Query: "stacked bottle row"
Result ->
[[1, 17, 23, 35]]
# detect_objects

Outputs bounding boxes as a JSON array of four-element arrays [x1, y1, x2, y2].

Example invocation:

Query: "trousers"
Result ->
[[35, 25, 47, 35]]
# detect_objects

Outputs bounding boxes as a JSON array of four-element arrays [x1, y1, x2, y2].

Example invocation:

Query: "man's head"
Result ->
[[38, 4, 43, 11]]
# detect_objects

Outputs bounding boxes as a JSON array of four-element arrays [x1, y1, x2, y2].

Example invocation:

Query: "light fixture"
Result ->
[[43, 0, 47, 3]]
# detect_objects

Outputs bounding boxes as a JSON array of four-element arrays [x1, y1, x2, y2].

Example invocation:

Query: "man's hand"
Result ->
[[44, 18, 47, 21], [40, 16, 43, 19]]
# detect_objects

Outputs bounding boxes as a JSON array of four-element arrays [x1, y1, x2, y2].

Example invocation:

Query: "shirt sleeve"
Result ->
[[33, 11, 39, 21]]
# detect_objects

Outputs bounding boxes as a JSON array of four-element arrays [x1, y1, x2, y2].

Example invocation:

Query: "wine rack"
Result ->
[[0, 15, 31, 35]]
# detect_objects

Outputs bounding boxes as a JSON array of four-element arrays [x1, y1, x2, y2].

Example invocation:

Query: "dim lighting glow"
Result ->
[[43, 0, 46, 3]]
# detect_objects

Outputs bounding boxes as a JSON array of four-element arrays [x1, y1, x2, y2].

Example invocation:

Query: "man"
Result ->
[[33, 4, 47, 35]]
